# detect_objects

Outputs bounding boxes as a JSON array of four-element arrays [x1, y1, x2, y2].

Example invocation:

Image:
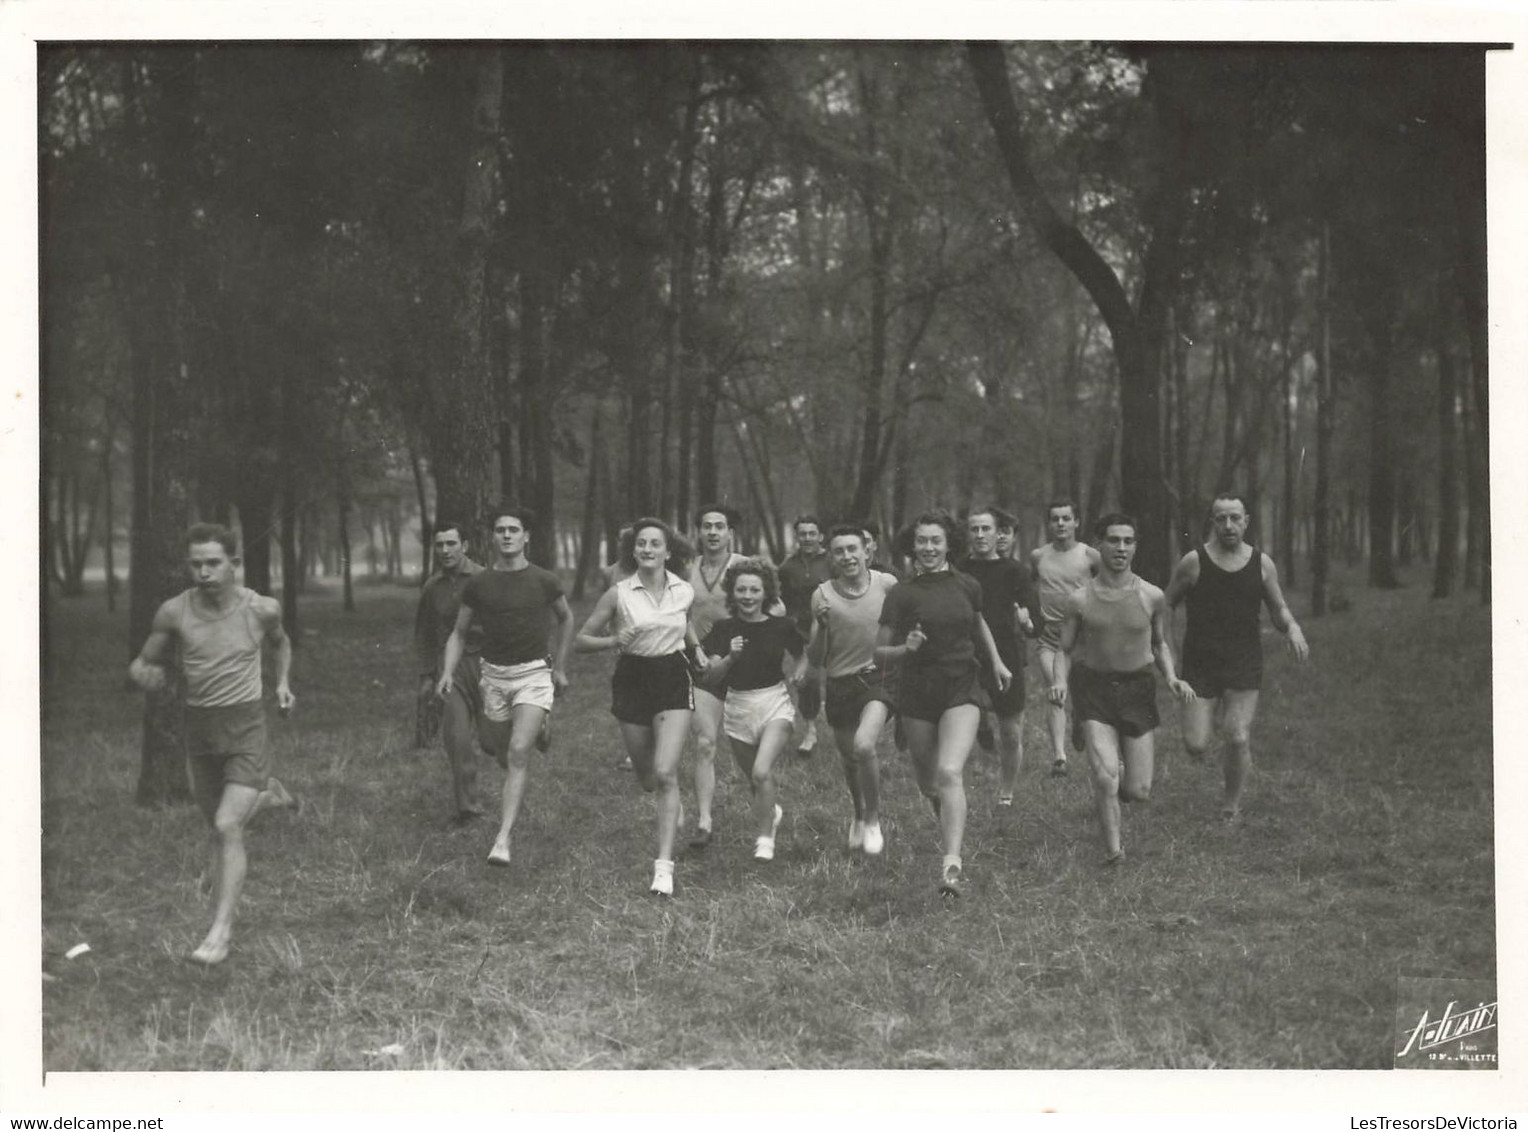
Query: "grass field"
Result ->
[[38, 568, 1494, 1070]]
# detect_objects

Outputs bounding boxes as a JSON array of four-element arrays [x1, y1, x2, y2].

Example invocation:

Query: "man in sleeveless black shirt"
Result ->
[[1165, 493, 1309, 821]]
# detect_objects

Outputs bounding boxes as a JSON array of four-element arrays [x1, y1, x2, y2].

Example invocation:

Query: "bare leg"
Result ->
[[488, 703, 546, 862], [831, 724, 865, 820], [191, 782, 262, 965], [441, 685, 482, 816], [690, 689, 724, 834], [651, 710, 692, 863], [789, 683, 818, 755], [1038, 648, 1069, 770], [1181, 693, 1217, 763], [1119, 730, 1155, 804], [1080, 721, 1125, 860], [996, 709, 1024, 800], [902, 717, 941, 818], [934, 705, 980, 861], [749, 719, 792, 840], [1218, 690, 1260, 816]]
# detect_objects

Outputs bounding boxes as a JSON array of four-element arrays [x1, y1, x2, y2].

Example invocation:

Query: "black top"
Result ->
[[957, 555, 1041, 665], [460, 564, 565, 665], [702, 615, 805, 691], [878, 568, 984, 672], [1184, 545, 1264, 662]]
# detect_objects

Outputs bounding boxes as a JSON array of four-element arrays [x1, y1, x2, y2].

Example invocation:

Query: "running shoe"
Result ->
[[650, 861, 674, 896], [939, 863, 964, 897], [753, 836, 775, 861], [861, 821, 885, 856]]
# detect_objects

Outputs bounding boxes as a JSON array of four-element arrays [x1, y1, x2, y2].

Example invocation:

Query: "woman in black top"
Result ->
[[700, 559, 807, 861], [875, 511, 1011, 897]]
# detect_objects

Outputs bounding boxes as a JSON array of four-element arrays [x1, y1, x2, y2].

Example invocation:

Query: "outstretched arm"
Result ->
[[435, 603, 474, 699], [1260, 554, 1309, 661], [1150, 589, 1195, 704], [1047, 599, 1079, 707]]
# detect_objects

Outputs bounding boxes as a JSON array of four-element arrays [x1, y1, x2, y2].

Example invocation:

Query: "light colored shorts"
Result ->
[[722, 683, 796, 746], [480, 658, 555, 721]]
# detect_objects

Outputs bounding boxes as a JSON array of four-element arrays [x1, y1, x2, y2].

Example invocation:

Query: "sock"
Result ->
[[942, 854, 962, 873]]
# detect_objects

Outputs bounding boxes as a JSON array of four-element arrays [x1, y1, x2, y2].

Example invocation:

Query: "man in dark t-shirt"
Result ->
[[776, 515, 834, 759], [1165, 493, 1308, 822], [438, 504, 574, 868], [961, 507, 1042, 807]]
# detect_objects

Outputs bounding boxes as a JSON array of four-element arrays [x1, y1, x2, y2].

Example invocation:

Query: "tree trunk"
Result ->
[[408, 440, 433, 581], [573, 404, 603, 600], [1462, 358, 1485, 591], [430, 47, 505, 542], [1280, 305, 1297, 588], [338, 464, 354, 613], [1312, 225, 1333, 616], [967, 42, 1180, 583], [238, 483, 275, 595]]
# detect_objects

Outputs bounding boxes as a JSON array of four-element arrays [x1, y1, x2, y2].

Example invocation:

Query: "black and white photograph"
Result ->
[[9, 0, 1528, 1119]]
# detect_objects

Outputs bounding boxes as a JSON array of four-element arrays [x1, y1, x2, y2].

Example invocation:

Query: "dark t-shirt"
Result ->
[[702, 615, 805, 691], [878, 569, 984, 672], [460, 564, 565, 665], [958, 555, 1040, 664]]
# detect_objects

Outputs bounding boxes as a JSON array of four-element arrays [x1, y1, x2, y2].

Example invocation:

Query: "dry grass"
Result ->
[[40, 569, 1493, 1069]]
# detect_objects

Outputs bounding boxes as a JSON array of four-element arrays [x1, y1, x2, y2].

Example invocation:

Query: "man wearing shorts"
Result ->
[[413, 519, 487, 820], [128, 523, 297, 965], [438, 504, 573, 868], [1165, 493, 1309, 821], [961, 507, 1040, 807], [1050, 513, 1193, 863], [684, 504, 750, 848], [806, 524, 899, 855], [1030, 501, 1100, 776], [777, 514, 834, 759]]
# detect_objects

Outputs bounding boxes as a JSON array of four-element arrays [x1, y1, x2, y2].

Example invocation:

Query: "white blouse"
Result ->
[[614, 572, 695, 657]]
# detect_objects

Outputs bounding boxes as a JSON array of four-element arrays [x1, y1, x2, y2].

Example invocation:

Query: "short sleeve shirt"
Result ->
[[702, 615, 805, 691], [958, 556, 1039, 663], [460, 564, 565, 665], [878, 568, 984, 672]]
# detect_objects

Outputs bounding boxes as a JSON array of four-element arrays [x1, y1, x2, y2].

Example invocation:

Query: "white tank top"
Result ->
[[613, 572, 694, 657], [177, 587, 264, 707]]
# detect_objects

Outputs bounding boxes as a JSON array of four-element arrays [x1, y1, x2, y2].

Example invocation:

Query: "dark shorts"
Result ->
[[824, 666, 898, 730], [1038, 618, 1064, 651], [185, 699, 270, 793], [1070, 664, 1160, 748], [612, 652, 695, 726], [981, 645, 1026, 715], [897, 662, 990, 724], [1182, 645, 1262, 699]]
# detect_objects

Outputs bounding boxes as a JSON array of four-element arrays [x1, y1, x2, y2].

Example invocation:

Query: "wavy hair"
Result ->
[[722, 556, 779, 617]]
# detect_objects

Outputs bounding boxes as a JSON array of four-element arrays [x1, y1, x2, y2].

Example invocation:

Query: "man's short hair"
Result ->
[[968, 505, 1017, 532], [827, 523, 867, 548], [187, 522, 238, 557], [793, 514, 823, 533], [695, 503, 740, 530], [1046, 499, 1079, 520], [489, 502, 536, 532], [433, 519, 467, 542], [1094, 512, 1137, 539], [1209, 491, 1249, 517]]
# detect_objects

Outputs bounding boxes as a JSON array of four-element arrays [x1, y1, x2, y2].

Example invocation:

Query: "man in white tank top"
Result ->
[[129, 523, 296, 965]]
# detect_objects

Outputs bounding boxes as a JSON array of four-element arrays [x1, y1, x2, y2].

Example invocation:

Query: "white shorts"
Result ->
[[722, 684, 795, 746], [480, 658, 554, 722]]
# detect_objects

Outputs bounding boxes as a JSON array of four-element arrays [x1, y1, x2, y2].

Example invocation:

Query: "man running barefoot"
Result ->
[[1050, 514, 1194, 864], [438, 504, 573, 869], [128, 523, 297, 965], [961, 507, 1040, 807], [806, 524, 899, 856], [1165, 493, 1309, 821], [1030, 501, 1100, 776]]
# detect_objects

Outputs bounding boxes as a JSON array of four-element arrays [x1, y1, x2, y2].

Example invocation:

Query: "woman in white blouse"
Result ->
[[576, 518, 698, 896]]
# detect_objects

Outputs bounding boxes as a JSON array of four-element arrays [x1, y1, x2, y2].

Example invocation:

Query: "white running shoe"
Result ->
[[861, 821, 885, 856], [649, 860, 674, 896], [847, 819, 864, 850], [753, 836, 775, 861]]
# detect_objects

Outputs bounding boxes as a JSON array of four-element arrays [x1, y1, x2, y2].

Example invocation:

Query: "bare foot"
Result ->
[[190, 937, 230, 965]]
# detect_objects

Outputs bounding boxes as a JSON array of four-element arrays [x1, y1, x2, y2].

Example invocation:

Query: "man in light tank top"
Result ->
[[1165, 493, 1309, 822], [128, 523, 297, 966], [1049, 513, 1193, 864], [1030, 501, 1101, 777]]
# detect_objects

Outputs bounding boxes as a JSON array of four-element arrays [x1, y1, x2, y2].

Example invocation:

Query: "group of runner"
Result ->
[[128, 493, 1308, 962]]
